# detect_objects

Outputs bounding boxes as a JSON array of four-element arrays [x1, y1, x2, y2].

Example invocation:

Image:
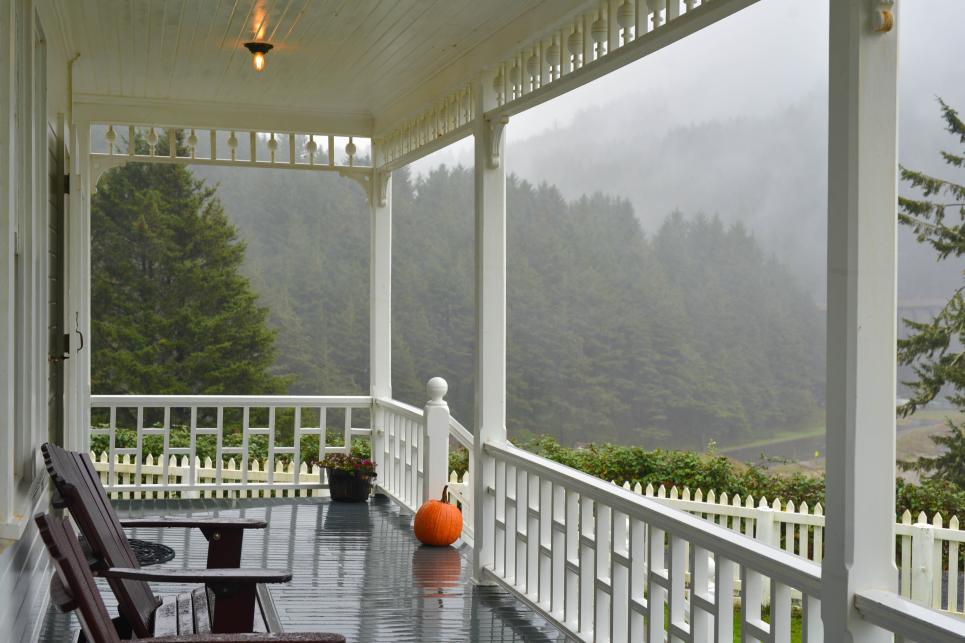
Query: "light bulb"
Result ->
[[253, 51, 266, 72]]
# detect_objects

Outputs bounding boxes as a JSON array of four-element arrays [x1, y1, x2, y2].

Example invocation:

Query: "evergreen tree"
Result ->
[[91, 146, 286, 395], [897, 99, 965, 485], [191, 162, 823, 449]]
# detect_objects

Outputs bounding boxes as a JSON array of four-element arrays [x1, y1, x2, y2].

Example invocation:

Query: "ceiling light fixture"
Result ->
[[244, 41, 273, 72]]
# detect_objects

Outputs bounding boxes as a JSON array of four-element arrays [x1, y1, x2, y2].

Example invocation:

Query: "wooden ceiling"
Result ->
[[57, 0, 589, 134]]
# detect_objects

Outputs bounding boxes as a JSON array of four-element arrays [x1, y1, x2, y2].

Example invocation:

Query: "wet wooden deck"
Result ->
[[39, 496, 569, 642]]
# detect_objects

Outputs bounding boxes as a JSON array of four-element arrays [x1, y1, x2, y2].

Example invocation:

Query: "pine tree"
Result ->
[[91, 140, 287, 395], [897, 99, 965, 486]]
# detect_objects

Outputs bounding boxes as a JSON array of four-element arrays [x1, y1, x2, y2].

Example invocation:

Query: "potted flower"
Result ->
[[319, 453, 377, 502]]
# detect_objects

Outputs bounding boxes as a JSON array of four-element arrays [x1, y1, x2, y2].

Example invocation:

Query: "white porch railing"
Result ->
[[616, 481, 965, 616], [90, 395, 372, 496], [373, 391, 475, 546], [483, 441, 824, 642], [89, 388, 475, 540], [88, 391, 965, 639]]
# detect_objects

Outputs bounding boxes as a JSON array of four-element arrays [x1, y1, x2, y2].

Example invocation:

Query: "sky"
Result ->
[[411, 0, 965, 177]]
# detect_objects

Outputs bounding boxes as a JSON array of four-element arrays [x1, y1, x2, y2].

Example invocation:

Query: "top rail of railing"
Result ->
[[373, 397, 474, 449], [855, 590, 965, 643], [92, 394, 372, 407]]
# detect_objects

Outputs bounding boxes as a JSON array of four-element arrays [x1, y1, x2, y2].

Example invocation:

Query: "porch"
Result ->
[[2, 0, 964, 641], [39, 496, 568, 642]]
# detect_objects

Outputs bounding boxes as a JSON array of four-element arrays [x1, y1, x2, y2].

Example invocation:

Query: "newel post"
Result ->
[[423, 377, 450, 504]]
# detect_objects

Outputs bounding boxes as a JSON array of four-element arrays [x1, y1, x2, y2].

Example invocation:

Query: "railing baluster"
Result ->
[[690, 545, 712, 642], [802, 594, 823, 642], [517, 466, 528, 591], [580, 495, 596, 638], [667, 534, 687, 641], [595, 503, 612, 641], [611, 509, 629, 642], [539, 477, 553, 607], [551, 483, 566, 617], [646, 524, 666, 640], [628, 517, 645, 640], [506, 462, 518, 585], [770, 581, 792, 643], [565, 488, 580, 629], [495, 459, 507, 576]]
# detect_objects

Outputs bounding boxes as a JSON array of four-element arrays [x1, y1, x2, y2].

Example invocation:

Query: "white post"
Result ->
[[823, 1, 899, 640], [0, 0, 15, 524], [910, 520, 935, 607], [423, 377, 450, 504], [65, 120, 91, 452], [370, 167, 392, 401], [370, 163, 391, 483], [472, 70, 507, 582]]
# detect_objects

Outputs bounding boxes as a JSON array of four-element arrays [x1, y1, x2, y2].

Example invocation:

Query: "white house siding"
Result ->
[[0, 0, 71, 639]]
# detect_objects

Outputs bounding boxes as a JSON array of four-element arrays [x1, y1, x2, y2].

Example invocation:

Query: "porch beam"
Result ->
[[472, 70, 507, 582], [823, 0, 899, 640], [72, 95, 373, 138]]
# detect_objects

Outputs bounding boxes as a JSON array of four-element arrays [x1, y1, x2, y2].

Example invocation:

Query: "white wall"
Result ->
[[0, 0, 72, 639]]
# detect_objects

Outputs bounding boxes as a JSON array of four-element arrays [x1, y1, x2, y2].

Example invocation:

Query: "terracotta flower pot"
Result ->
[[326, 469, 375, 502]]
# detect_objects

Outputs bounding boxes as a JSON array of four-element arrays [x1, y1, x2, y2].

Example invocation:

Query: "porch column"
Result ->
[[370, 165, 392, 482], [471, 71, 507, 581], [369, 168, 392, 401], [823, 1, 899, 640]]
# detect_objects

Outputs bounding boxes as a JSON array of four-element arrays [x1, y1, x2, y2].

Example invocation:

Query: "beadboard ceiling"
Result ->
[[56, 0, 590, 134]]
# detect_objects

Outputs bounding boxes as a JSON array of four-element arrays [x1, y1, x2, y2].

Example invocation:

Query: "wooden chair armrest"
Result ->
[[104, 567, 292, 584], [145, 634, 345, 642], [119, 518, 268, 529]]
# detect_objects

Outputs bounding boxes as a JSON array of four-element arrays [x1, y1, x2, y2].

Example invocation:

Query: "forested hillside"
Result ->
[[192, 164, 823, 449]]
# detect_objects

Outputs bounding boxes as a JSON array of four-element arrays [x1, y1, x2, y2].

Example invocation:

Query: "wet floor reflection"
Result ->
[[40, 496, 569, 642]]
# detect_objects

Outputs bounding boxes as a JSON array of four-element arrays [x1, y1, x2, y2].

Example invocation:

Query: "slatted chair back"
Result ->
[[35, 512, 123, 643], [42, 442, 160, 637]]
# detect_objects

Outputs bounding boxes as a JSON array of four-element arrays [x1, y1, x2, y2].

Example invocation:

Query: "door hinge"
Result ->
[[49, 334, 71, 363]]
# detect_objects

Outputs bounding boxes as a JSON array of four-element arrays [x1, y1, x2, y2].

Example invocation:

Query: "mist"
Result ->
[[413, 0, 965, 302]]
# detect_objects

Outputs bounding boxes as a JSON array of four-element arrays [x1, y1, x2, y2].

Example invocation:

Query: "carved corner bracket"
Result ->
[[89, 156, 130, 193], [376, 170, 391, 208], [486, 115, 509, 169]]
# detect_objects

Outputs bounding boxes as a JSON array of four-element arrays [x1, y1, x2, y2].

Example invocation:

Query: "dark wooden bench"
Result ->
[[36, 512, 345, 642], [42, 442, 290, 635]]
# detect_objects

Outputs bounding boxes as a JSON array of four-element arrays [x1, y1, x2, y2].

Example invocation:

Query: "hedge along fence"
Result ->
[[625, 480, 965, 614]]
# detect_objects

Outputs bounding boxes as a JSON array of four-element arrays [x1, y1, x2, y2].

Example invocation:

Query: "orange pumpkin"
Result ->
[[413, 486, 463, 546]]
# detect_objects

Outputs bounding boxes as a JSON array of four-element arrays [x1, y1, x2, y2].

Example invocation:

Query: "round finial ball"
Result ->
[[427, 377, 448, 403], [591, 17, 607, 43], [267, 136, 278, 151], [105, 126, 116, 143], [567, 31, 582, 56], [187, 132, 198, 148], [345, 140, 357, 157], [617, 1, 634, 29], [227, 133, 238, 149], [146, 129, 158, 146]]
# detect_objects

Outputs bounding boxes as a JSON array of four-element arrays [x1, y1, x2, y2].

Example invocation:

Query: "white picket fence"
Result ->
[[619, 481, 965, 615], [90, 452, 328, 499]]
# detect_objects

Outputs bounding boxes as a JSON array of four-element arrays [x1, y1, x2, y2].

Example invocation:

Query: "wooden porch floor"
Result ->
[[39, 496, 569, 642]]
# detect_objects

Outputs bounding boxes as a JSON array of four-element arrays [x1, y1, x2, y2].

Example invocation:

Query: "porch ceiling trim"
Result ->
[[73, 95, 373, 138], [486, 0, 760, 121], [373, 0, 759, 172]]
